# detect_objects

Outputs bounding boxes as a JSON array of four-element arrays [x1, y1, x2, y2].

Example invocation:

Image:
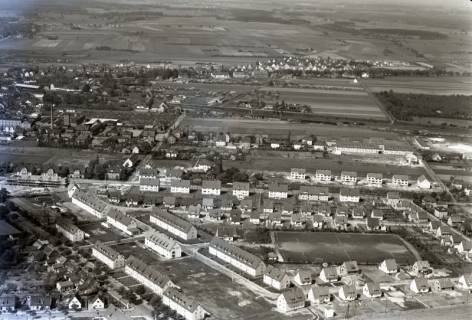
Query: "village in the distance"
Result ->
[[0, 1, 471, 320]]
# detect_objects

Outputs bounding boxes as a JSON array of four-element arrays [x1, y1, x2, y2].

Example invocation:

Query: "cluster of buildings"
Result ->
[[7, 168, 67, 187]]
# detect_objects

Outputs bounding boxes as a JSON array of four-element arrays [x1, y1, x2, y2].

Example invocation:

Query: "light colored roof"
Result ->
[[210, 237, 265, 270], [202, 180, 221, 189], [107, 208, 136, 226], [126, 256, 172, 288], [233, 181, 250, 191], [56, 219, 83, 235], [93, 242, 123, 261], [163, 287, 203, 313], [72, 189, 109, 213], [151, 208, 195, 233], [146, 231, 180, 251], [280, 288, 305, 306]]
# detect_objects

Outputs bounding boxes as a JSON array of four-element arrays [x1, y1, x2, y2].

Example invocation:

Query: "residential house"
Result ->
[[430, 278, 454, 292], [340, 171, 357, 184], [233, 182, 250, 199], [315, 170, 332, 182], [139, 177, 160, 192], [276, 288, 305, 313], [417, 175, 431, 189], [70, 188, 109, 219], [150, 209, 198, 240], [410, 278, 429, 293], [339, 285, 357, 301], [26, 295, 51, 311], [201, 180, 221, 196], [125, 256, 175, 295], [263, 266, 291, 290], [88, 296, 106, 310], [457, 274, 472, 290], [392, 175, 409, 187], [366, 217, 381, 231], [319, 266, 338, 283], [0, 296, 16, 313], [56, 219, 85, 242], [307, 286, 331, 304], [209, 237, 266, 277], [171, 180, 191, 194], [293, 269, 312, 286], [268, 183, 288, 199], [363, 283, 382, 298], [337, 261, 359, 277], [67, 296, 82, 310], [163, 287, 208, 320], [339, 188, 360, 203], [379, 259, 398, 274], [106, 208, 138, 236], [412, 260, 432, 275], [298, 186, 329, 201], [366, 173, 383, 186], [290, 168, 306, 181], [386, 191, 401, 207], [56, 280, 75, 294], [92, 242, 126, 269], [145, 231, 182, 259]]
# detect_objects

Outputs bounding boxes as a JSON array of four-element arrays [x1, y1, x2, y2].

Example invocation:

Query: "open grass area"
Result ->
[[273, 231, 418, 265], [259, 86, 387, 120]]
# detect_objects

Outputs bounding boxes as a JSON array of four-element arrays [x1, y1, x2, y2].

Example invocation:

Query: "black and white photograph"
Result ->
[[0, 0, 471, 319]]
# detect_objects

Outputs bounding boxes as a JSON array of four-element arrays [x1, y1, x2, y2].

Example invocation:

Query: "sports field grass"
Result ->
[[273, 231, 418, 265]]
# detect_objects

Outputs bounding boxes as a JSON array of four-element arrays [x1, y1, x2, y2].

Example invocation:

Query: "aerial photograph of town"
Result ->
[[0, 0, 471, 319]]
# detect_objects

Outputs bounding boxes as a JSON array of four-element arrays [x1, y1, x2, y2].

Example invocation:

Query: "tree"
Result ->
[[0, 188, 9, 203]]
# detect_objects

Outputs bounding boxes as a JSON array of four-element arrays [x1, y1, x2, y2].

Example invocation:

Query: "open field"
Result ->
[[259, 86, 387, 120], [159, 257, 293, 320], [224, 152, 429, 179], [364, 77, 472, 95], [273, 231, 418, 264], [0, 0, 470, 69], [0, 144, 120, 168], [181, 118, 399, 139]]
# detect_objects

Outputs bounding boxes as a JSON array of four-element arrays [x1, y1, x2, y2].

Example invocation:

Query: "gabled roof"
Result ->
[[146, 231, 180, 251], [150, 208, 195, 233], [93, 242, 123, 261], [164, 287, 203, 313], [381, 259, 398, 271], [269, 183, 288, 193], [202, 180, 221, 189], [126, 255, 172, 288], [265, 265, 289, 282], [309, 285, 330, 298], [364, 282, 381, 294], [209, 237, 265, 270], [280, 288, 305, 306], [107, 208, 136, 226], [233, 181, 250, 191]]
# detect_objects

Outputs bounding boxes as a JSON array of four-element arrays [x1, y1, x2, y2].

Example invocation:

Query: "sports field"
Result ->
[[273, 231, 418, 264]]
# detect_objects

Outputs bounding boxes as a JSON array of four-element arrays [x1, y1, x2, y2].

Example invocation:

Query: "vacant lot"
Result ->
[[376, 91, 472, 121], [365, 77, 472, 95], [273, 231, 418, 264], [181, 118, 398, 139], [259, 87, 387, 120], [160, 257, 293, 320]]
